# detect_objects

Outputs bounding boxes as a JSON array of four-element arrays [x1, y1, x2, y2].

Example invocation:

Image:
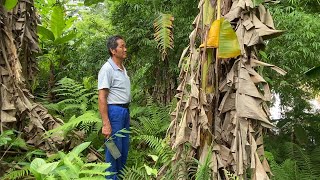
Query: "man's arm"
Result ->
[[98, 88, 111, 138]]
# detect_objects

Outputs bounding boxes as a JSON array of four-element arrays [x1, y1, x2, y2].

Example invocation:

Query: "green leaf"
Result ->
[[217, 18, 241, 58], [70, 142, 91, 155], [30, 158, 46, 171], [201, 18, 240, 58], [84, 0, 104, 6], [253, 0, 264, 7], [11, 137, 28, 149], [144, 164, 157, 176], [37, 26, 55, 41], [51, 5, 66, 39], [65, 17, 77, 30], [37, 162, 59, 175], [259, 50, 268, 61], [0, 130, 14, 146], [154, 13, 174, 60], [54, 31, 77, 44], [148, 154, 159, 162], [114, 133, 126, 138], [30, 158, 46, 179], [119, 129, 131, 134], [4, 0, 18, 10]]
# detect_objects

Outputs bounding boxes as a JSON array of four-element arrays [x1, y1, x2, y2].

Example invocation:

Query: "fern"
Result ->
[[266, 143, 320, 180], [154, 13, 174, 60], [46, 110, 101, 137], [194, 149, 212, 180], [131, 97, 170, 137], [45, 77, 97, 119], [287, 142, 317, 180], [0, 130, 14, 146], [160, 145, 198, 180], [119, 166, 149, 180], [2, 167, 30, 180]]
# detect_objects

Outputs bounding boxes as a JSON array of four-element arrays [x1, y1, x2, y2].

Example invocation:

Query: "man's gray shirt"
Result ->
[[98, 58, 131, 104]]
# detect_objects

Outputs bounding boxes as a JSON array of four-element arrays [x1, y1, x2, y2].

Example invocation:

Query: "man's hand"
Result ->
[[102, 122, 112, 138]]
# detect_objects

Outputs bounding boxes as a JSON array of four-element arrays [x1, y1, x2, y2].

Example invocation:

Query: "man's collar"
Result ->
[[108, 57, 121, 70]]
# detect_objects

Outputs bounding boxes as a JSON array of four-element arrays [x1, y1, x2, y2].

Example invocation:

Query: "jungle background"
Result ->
[[1, 0, 320, 179]]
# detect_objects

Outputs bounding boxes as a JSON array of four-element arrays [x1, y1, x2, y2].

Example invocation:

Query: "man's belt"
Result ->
[[110, 103, 130, 108]]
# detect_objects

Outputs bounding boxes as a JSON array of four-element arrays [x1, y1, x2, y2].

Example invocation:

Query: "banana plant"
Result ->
[[36, 3, 77, 100], [164, 0, 286, 179]]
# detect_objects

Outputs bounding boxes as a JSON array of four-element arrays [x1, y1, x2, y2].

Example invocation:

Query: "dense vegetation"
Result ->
[[1, 0, 320, 179]]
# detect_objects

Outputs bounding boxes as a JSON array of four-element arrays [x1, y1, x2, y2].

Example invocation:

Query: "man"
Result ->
[[98, 35, 131, 179]]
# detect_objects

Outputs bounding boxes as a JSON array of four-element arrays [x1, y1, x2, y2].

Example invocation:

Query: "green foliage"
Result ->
[[46, 111, 101, 137], [194, 150, 212, 180], [2, 167, 30, 180], [84, 0, 104, 6], [0, 130, 14, 147], [0, 130, 28, 152], [51, 5, 66, 39], [4, 142, 111, 180], [305, 66, 320, 78], [109, 0, 198, 103], [265, 140, 320, 179], [4, 0, 18, 10], [131, 96, 170, 136], [45, 77, 97, 119], [267, 4, 320, 106], [154, 13, 174, 60], [119, 166, 149, 180], [66, 5, 110, 81]]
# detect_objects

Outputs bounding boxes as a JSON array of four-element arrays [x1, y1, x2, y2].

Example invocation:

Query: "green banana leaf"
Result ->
[[4, 0, 18, 10], [37, 25, 55, 41], [50, 5, 66, 39]]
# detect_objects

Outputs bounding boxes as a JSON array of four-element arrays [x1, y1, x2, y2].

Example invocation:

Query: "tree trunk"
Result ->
[[0, 0, 62, 151], [165, 0, 286, 179]]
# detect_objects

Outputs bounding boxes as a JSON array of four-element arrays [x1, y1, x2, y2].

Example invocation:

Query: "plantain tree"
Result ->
[[0, 0, 63, 153], [164, 0, 286, 179]]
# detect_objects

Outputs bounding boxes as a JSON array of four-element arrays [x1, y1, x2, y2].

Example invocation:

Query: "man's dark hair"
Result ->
[[106, 35, 123, 57]]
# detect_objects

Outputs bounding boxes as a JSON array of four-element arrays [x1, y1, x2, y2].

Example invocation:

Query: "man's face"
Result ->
[[111, 39, 127, 60]]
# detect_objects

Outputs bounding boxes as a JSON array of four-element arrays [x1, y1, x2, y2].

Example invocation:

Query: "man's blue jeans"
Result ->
[[105, 105, 130, 180]]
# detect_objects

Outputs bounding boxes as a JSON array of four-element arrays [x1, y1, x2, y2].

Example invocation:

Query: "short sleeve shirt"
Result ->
[[98, 58, 131, 104]]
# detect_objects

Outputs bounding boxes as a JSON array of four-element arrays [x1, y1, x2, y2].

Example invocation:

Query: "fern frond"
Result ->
[[154, 13, 174, 60], [310, 146, 320, 176], [46, 110, 101, 137], [2, 167, 30, 180], [61, 103, 86, 113], [287, 142, 315, 179], [56, 99, 79, 106], [134, 134, 173, 164], [135, 135, 162, 151], [194, 149, 212, 180], [119, 166, 149, 180]]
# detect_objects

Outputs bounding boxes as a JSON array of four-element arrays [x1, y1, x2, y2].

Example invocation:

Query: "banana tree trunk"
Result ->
[[166, 0, 286, 179], [0, 0, 62, 151]]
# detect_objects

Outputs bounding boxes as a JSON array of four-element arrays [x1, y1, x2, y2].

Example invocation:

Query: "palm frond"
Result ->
[[154, 13, 174, 60]]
